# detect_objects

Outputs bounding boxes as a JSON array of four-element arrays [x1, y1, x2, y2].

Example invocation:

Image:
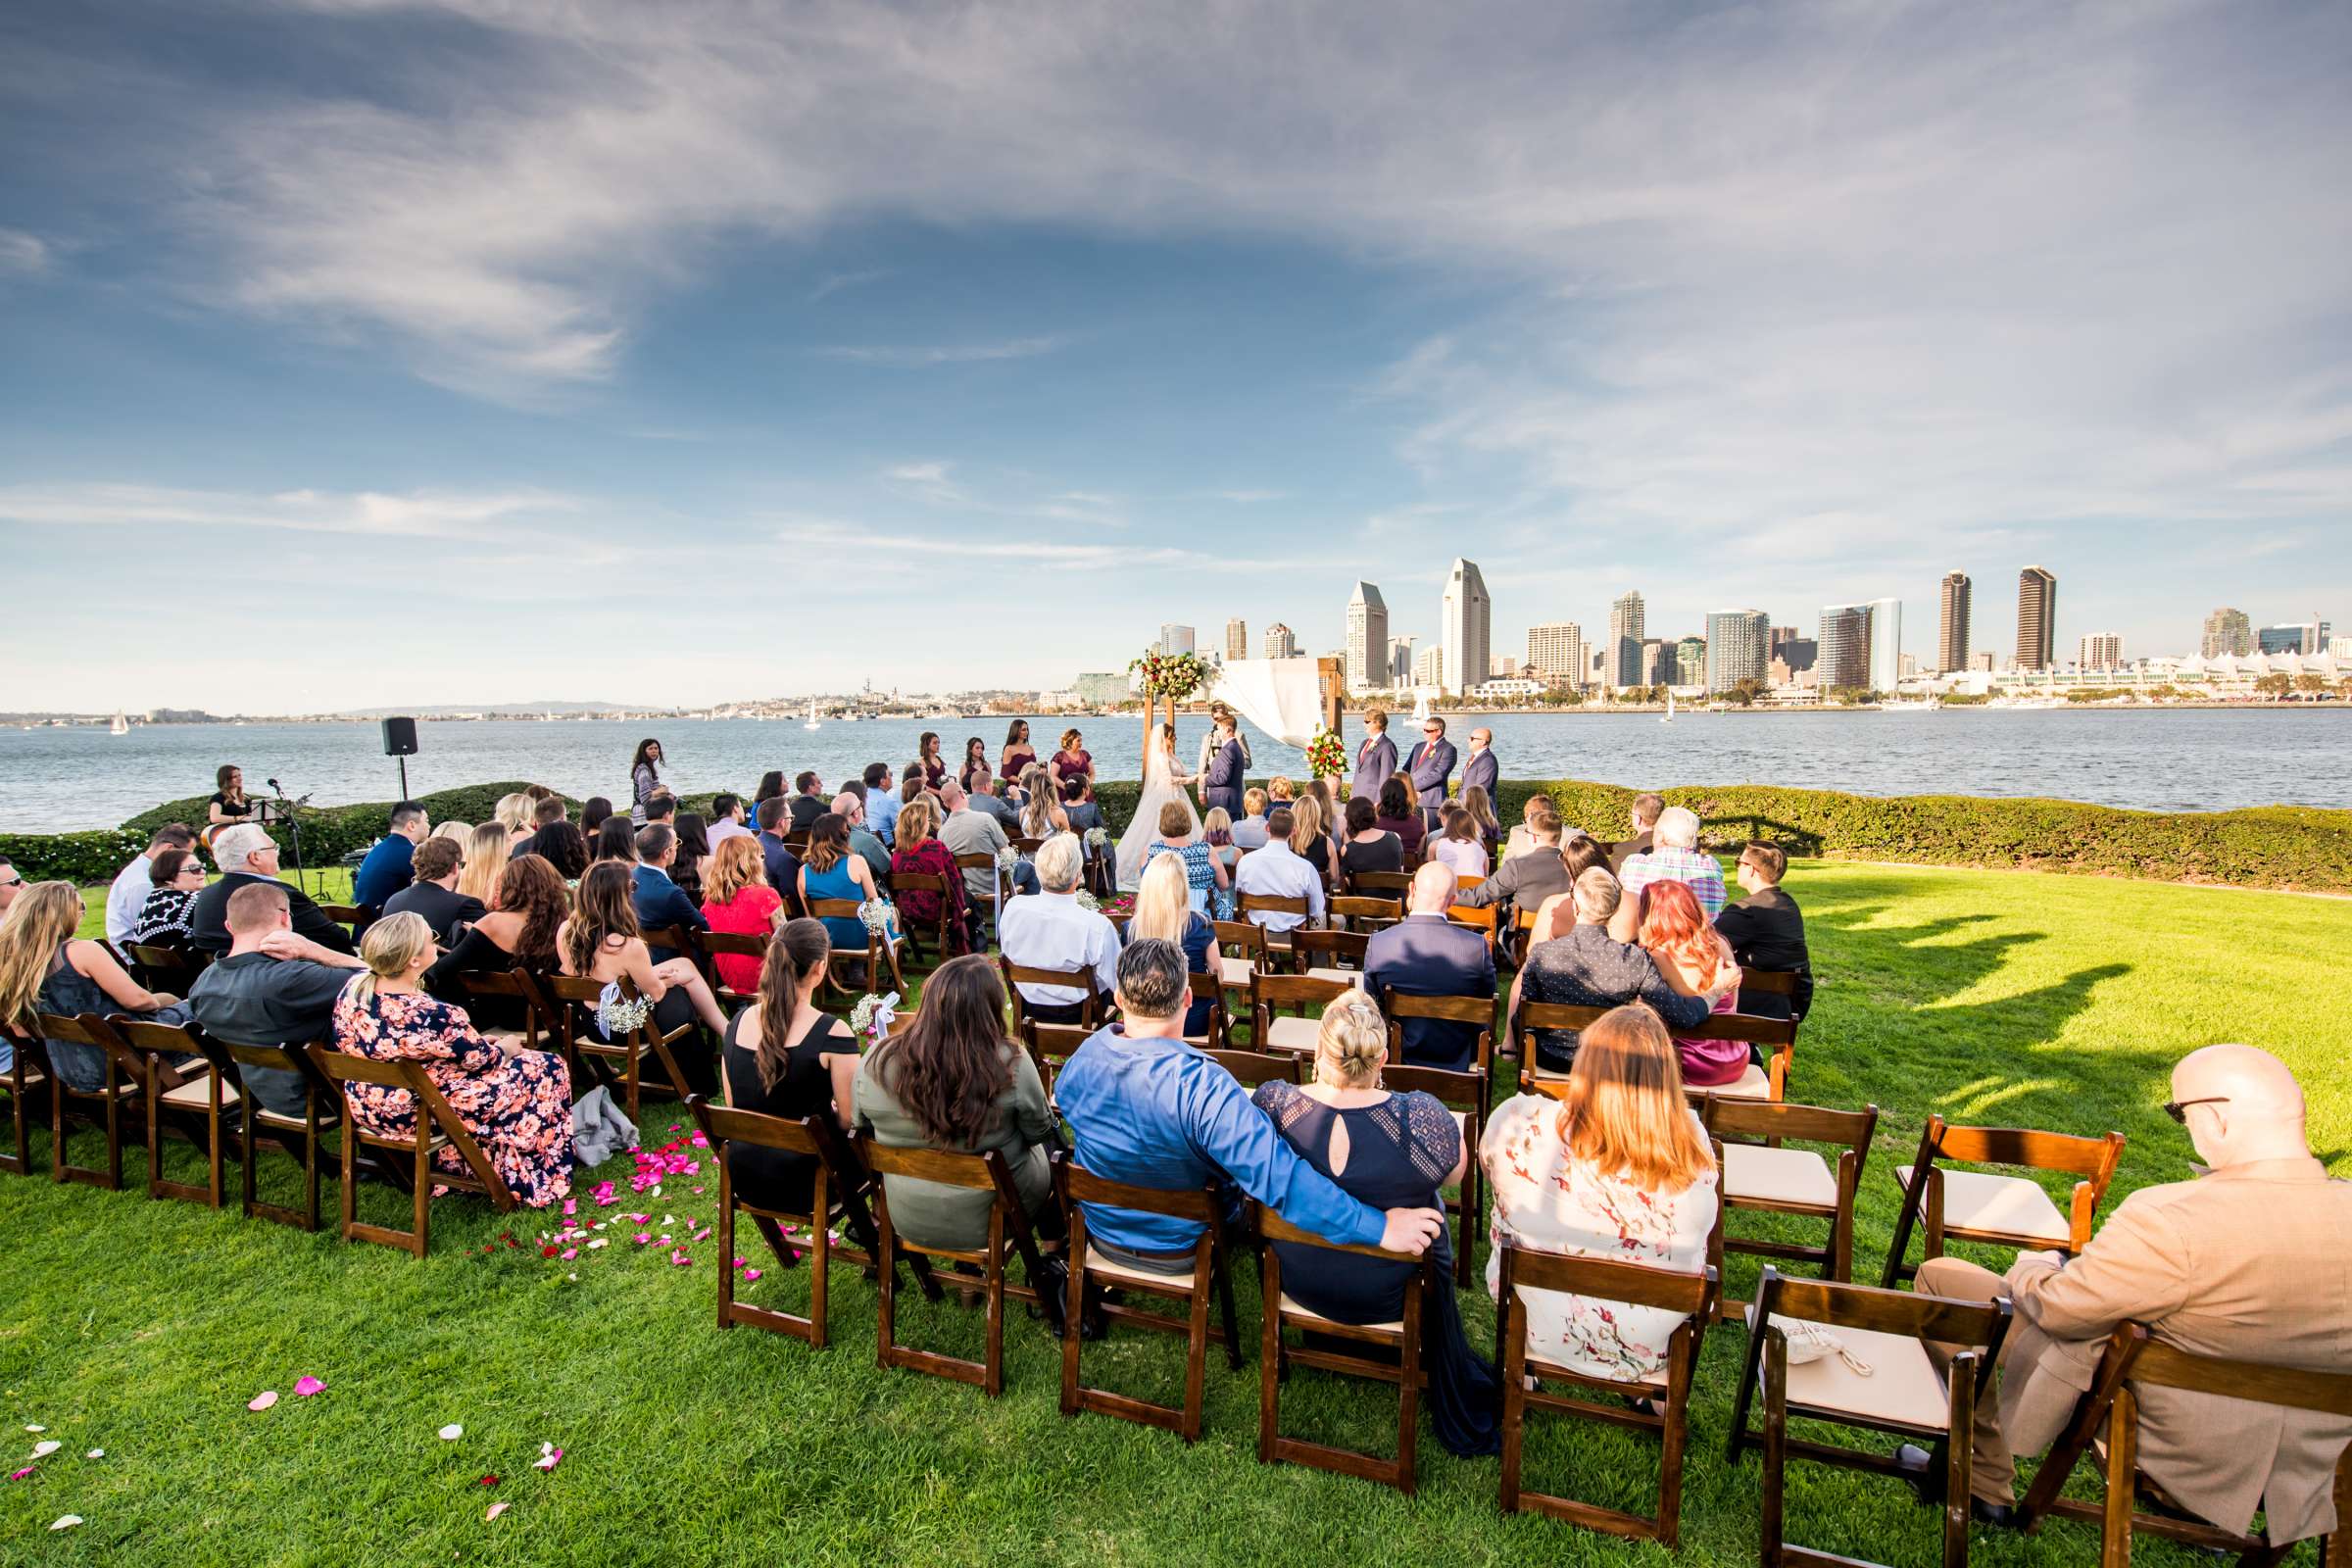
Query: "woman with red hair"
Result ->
[[1635, 878, 1746, 1087]]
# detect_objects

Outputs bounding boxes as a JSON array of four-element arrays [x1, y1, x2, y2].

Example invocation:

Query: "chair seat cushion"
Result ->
[[1262, 1015, 1323, 1054], [161, 1073, 238, 1110], [256, 1104, 335, 1131], [1891, 1165, 2073, 1245], [1701, 1062, 1773, 1101], [3, 1065, 46, 1092], [1086, 1246, 1197, 1291], [1749, 1304, 1952, 1430], [1279, 1292, 1401, 1336], [1722, 1145, 1838, 1208], [1217, 956, 1256, 988], [1302, 967, 1364, 988]]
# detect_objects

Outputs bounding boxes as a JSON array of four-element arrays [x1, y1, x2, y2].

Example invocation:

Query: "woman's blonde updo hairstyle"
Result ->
[[1313, 989, 1388, 1089]]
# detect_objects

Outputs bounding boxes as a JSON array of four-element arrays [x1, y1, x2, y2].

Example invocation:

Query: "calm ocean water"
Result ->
[[3, 709, 2345, 832]]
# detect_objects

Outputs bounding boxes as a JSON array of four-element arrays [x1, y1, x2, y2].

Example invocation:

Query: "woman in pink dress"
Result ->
[[1636, 879, 1746, 1087]]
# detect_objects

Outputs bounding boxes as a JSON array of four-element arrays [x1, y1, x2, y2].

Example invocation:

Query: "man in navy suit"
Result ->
[[1350, 709, 1398, 808], [1403, 714, 1458, 831], [1461, 726, 1498, 808], [631, 823, 708, 965], [1199, 710, 1247, 819], [1363, 862, 1495, 1071]]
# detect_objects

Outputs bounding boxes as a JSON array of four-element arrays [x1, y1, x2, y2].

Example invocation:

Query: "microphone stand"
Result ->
[[268, 779, 313, 899]]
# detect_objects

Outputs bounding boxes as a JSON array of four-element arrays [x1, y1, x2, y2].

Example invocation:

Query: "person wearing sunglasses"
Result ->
[[1901, 1044, 2351, 1538], [0, 856, 21, 918], [1402, 713, 1457, 833]]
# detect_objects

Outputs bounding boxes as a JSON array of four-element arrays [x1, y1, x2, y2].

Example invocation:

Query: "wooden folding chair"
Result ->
[[1741, 965, 1809, 1022], [1347, 870, 1412, 903], [1205, 1049, 1300, 1090], [1446, 903, 1499, 961], [858, 1138, 1058, 1396], [1236, 894, 1311, 966], [1, 1025, 53, 1177], [1516, 1001, 1796, 1104], [1516, 1000, 1607, 1092], [456, 968, 561, 1054], [806, 900, 906, 995], [1292, 927, 1371, 979], [641, 922, 710, 978], [1056, 1161, 1243, 1444], [1505, 904, 1543, 967], [122, 942, 207, 998], [1881, 1115, 2128, 1288], [1329, 895, 1403, 935], [952, 852, 1013, 926], [311, 1046, 516, 1255], [1211, 919, 1271, 1001], [1729, 1268, 2013, 1568], [1703, 1098, 1879, 1314], [34, 1011, 142, 1190], [693, 931, 767, 1012], [192, 1035, 345, 1231], [1384, 1061, 1485, 1288], [999, 956, 1104, 1031], [1023, 1019, 1091, 1100], [1250, 971, 1356, 1055], [887, 871, 957, 969], [1183, 972, 1229, 1050], [1381, 992, 1494, 1080], [2018, 1322, 2352, 1568], [1254, 1204, 1436, 1494], [111, 1016, 229, 1207], [541, 973, 705, 1119], [318, 903, 368, 930], [685, 1094, 894, 1348], [1496, 1243, 1718, 1544]]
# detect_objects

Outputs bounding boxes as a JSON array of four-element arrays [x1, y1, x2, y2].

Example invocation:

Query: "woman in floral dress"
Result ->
[[332, 911, 573, 1208], [1480, 1002, 1717, 1383]]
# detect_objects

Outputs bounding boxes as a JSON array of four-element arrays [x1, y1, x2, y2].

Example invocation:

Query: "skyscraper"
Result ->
[[1440, 560, 1491, 697], [2200, 608, 2252, 658], [1608, 591, 1646, 689], [1703, 609, 1770, 694], [2078, 632, 2123, 670], [1390, 636, 1415, 687], [1867, 597, 1903, 693], [1158, 623, 1195, 658], [1640, 640, 1669, 687], [1224, 618, 1248, 662], [1262, 622, 1298, 659], [1936, 572, 1972, 672], [2016, 566, 2056, 671], [1675, 636, 1707, 687], [1818, 605, 1872, 691], [1526, 622, 1585, 686], [1411, 644, 1444, 689], [1345, 582, 1388, 692]]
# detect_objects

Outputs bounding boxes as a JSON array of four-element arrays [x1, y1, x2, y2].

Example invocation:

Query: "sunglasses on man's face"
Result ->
[[2163, 1097, 2228, 1124]]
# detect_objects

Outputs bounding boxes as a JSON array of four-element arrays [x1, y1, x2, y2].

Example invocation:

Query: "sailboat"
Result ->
[[804, 700, 821, 731], [109, 710, 129, 736], [1660, 691, 1676, 724], [1410, 689, 1434, 724]]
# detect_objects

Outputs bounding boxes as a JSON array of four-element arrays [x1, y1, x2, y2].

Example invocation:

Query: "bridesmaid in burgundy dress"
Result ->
[[1051, 728, 1095, 802], [915, 731, 950, 792], [957, 736, 993, 795], [999, 720, 1038, 794]]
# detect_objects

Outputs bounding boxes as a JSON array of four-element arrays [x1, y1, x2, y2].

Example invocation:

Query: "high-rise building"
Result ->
[[1343, 583, 1387, 692], [1526, 622, 1585, 686], [1608, 591, 1646, 689], [1411, 644, 1444, 689], [1389, 636, 1415, 687], [2078, 633, 2123, 670], [1262, 622, 1298, 660], [1769, 625, 1800, 656], [1640, 640, 1670, 686], [1224, 618, 1248, 662], [1675, 636, 1707, 687], [1488, 654, 1514, 678], [1703, 609, 1770, 694], [1819, 604, 1872, 691], [1971, 651, 1995, 672], [2200, 608, 2252, 658], [1073, 671, 1129, 706], [1441, 560, 1491, 697], [1770, 638, 1817, 687], [1899, 653, 1919, 680], [2258, 623, 2318, 656], [2329, 636, 2352, 662], [1936, 572, 1972, 672], [2015, 567, 2056, 671], [1158, 623, 1195, 658], [1867, 597, 1903, 693]]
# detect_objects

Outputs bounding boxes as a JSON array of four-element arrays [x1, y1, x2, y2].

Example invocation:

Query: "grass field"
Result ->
[[9, 860, 2349, 1565]]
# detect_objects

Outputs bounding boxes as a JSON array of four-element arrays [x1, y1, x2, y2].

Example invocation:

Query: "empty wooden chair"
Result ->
[[1728, 1268, 2013, 1568], [189, 1034, 345, 1231], [1055, 1162, 1243, 1444], [858, 1138, 1059, 1396], [1253, 1204, 1436, 1495], [1210, 920, 1271, 997], [541, 972, 705, 1119], [1, 1025, 53, 1177], [685, 1094, 893, 1348], [998, 956, 1105, 1031], [1881, 1115, 2128, 1288], [1384, 1061, 1485, 1288], [112, 1016, 230, 1207], [34, 1011, 142, 1190], [2017, 1322, 2352, 1567], [1702, 1098, 1879, 1312], [1495, 1242, 1717, 1544], [311, 1045, 516, 1255], [1236, 894, 1311, 963], [1249, 972, 1356, 1056]]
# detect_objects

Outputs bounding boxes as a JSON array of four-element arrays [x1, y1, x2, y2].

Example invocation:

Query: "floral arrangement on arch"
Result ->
[[1303, 724, 1347, 781], [1128, 648, 1213, 702]]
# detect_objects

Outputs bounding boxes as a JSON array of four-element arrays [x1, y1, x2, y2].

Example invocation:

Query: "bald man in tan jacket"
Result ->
[[1913, 1044, 2352, 1539]]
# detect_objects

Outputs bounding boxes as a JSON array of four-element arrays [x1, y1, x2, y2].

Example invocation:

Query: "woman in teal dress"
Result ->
[[796, 812, 898, 952]]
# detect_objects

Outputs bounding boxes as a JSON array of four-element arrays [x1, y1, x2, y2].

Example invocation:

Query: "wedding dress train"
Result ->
[[1115, 739, 1200, 891]]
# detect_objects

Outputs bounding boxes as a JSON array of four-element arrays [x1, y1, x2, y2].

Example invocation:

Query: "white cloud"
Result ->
[[0, 229, 48, 275], [0, 481, 580, 540], [819, 336, 1069, 368]]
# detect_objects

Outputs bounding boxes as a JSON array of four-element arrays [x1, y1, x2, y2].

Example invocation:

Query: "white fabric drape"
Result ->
[[1208, 659, 1325, 747]]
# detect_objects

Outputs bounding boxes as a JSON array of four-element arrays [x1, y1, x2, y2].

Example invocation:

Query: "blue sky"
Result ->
[[3, 0, 2348, 712]]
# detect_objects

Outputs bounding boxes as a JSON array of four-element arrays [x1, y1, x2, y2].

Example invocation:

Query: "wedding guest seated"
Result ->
[[670, 811, 712, 904], [642, 791, 677, 826], [1608, 792, 1667, 875], [430, 820, 471, 845], [1233, 808, 1326, 936], [1145, 800, 1228, 912], [998, 835, 1118, 1022], [1904, 1044, 2352, 1536], [131, 847, 211, 949], [855, 955, 1059, 1251], [591, 815, 638, 864], [1462, 784, 1502, 858], [1130, 854, 1216, 1035], [752, 771, 786, 820], [1373, 777, 1427, 857], [1482, 1003, 1719, 1384], [1502, 797, 1559, 863], [1612, 806, 1727, 938], [716, 920, 860, 1208], [797, 813, 896, 955], [191, 823, 355, 956], [511, 795, 569, 861], [493, 792, 534, 843], [1253, 991, 1498, 1456], [189, 881, 367, 1115], [579, 796, 614, 842], [1713, 844, 1813, 1019], [1511, 868, 1713, 1070], [967, 772, 1021, 832], [0, 857, 19, 920], [787, 771, 829, 832], [458, 822, 513, 912], [380, 835, 486, 944], [1231, 787, 1272, 851], [1339, 796, 1404, 879], [530, 820, 588, 881], [889, 797, 972, 955], [1061, 775, 1105, 836], [862, 762, 902, 850], [1427, 805, 1490, 880], [630, 824, 709, 962], [332, 912, 572, 1207], [558, 861, 728, 1050], [1288, 795, 1338, 890], [939, 782, 1027, 907], [1455, 808, 1571, 919], [423, 853, 567, 999], [1526, 835, 1613, 945], [753, 797, 804, 899], [700, 835, 786, 994], [1635, 880, 1744, 1088], [107, 823, 196, 943], [0, 881, 196, 1092], [1364, 861, 1496, 1070], [1018, 778, 1069, 845], [1055, 939, 1443, 1275]]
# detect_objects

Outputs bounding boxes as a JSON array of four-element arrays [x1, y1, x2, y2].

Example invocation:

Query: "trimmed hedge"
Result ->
[[11, 776, 2345, 895]]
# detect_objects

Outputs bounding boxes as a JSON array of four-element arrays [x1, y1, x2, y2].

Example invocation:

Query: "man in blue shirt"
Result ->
[[351, 801, 428, 918], [630, 823, 708, 964], [1056, 939, 1444, 1271], [862, 762, 902, 849]]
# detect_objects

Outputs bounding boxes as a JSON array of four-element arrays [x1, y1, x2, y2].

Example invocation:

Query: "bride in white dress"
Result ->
[[1116, 722, 1201, 891]]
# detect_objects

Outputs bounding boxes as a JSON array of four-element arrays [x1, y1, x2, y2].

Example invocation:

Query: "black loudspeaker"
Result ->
[[381, 716, 419, 757]]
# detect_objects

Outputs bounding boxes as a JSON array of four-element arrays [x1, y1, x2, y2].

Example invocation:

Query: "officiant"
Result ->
[[1197, 706, 1250, 819]]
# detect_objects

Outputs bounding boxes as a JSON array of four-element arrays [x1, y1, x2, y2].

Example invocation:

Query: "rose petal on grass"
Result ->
[[561, 1199, 576, 1216], [8, 1467, 30, 1481], [560, 1248, 576, 1260], [293, 1376, 325, 1397], [50, 1514, 81, 1531], [586, 1239, 608, 1250], [485, 1501, 510, 1522], [23, 1425, 42, 1433], [31, 1441, 60, 1458], [247, 1391, 278, 1412], [480, 1474, 500, 1486], [743, 1268, 761, 1282], [85, 1449, 103, 1459], [534, 1443, 563, 1472], [438, 1424, 464, 1441]]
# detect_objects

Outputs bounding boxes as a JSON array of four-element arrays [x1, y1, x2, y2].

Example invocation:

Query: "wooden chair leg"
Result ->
[[303, 1113, 324, 1231], [1256, 1251, 1282, 1465], [338, 1116, 359, 1240], [1947, 1351, 1979, 1568], [1658, 1333, 1694, 1548], [715, 1195, 739, 1332], [1396, 1285, 1421, 1495], [1762, 1331, 1788, 1568], [412, 1135, 433, 1256], [2102, 1386, 2138, 1568]]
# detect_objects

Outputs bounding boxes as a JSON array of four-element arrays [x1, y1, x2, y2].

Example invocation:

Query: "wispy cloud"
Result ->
[[0, 482, 580, 541], [1200, 488, 1290, 504], [818, 335, 1070, 368], [0, 229, 49, 276], [807, 269, 897, 303]]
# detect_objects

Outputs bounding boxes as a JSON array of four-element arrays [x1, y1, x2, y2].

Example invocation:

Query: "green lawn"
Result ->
[[10, 861, 2348, 1565]]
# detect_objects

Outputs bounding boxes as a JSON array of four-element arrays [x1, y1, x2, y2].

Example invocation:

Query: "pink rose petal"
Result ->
[[247, 1390, 278, 1411], [533, 1443, 563, 1472], [485, 1501, 511, 1522], [559, 1249, 576, 1260], [561, 1199, 576, 1216], [292, 1376, 325, 1397], [633, 1233, 651, 1245], [8, 1467, 30, 1481], [743, 1268, 761, 1282]]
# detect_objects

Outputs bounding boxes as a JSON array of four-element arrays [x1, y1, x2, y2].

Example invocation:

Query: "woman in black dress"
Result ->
[[207, 763, 256, 836], [720, 918, 860, 1212], [1250, 990, 1498, 1457], [1339, 795, 1404, 880], [423, 853, 568, 1007]]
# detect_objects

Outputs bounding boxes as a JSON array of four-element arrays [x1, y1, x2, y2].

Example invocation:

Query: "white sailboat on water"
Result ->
[[1660, 690, 1675, 724], [109, 710, 128, 736], [804, 700, 821, 730]]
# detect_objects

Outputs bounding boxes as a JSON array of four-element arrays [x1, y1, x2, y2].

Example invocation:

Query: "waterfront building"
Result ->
[[1441, 560, 1491, 697], [1344, 583, 1387, 693], [2016, 567, 2056, 670], [1900, 653, 1919, 680], [1225, 618, 1248, 662], [2078, 633, 2124, 671], [1158, 623, 1196, 658], [1937, 571, 1972, 671], [1639, 639, 1670, 686], [1073, 671, 1130, 706], [2331, 637, 2352, 662], [1769, 637, 1817, 688], [2258, 622, 2320, 656], [1675, 636, 1706, 688], [1526, 621, 1584, 686], [1866, 597, 1903, 694], [2201, 607, 2252, 659], [1472, 677, 1543, 701], [1263, 622, 1299, 660], [1818, 604, 1873, 691], [1971, 652, 1995, 672], [1608, 591, 1646, 689], [1703, 609, 1769, 694], [1389, 636, 1415, 687], [1411, 644, 1444, 689]]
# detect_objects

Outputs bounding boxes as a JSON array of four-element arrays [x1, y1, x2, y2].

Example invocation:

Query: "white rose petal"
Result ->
[[437, 1424, 464, 1441]]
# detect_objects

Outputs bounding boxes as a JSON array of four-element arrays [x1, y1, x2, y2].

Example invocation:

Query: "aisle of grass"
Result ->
[[10, 861, 2349, 1565]]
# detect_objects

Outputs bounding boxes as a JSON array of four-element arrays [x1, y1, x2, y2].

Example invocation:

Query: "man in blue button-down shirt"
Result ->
[[861, 762, 902, 850], [1056, 939, 1444, 1271]]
